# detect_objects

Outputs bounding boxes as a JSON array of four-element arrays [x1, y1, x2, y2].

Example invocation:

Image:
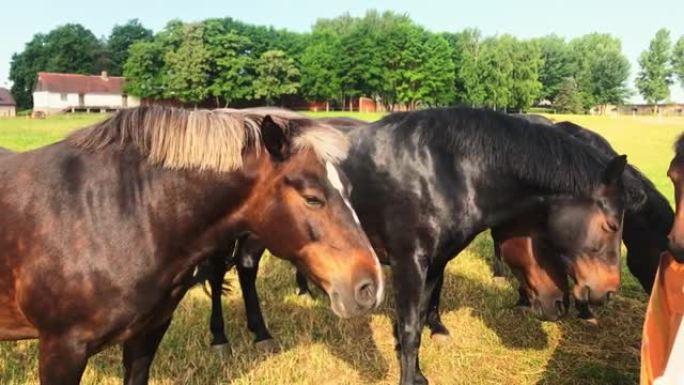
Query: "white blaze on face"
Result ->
[[325, 161, 385, 306], [326, 162, 360, 225]]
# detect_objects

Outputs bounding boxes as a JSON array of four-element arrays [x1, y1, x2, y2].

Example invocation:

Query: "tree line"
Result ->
[[9, 11, 684, 112]]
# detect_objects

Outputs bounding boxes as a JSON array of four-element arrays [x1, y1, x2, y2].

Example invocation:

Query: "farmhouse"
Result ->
[[0, 87, 16, 117], [32, 72, 140, 115]]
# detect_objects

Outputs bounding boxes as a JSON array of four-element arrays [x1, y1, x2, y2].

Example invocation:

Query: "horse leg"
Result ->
[[491, 231, 507, 284], [391, 253, 429, 385], [295, 269, 312, 296], [425, 271, 450, 343], [38, 334, 88, 385], [208, 252, 231, 355], [235, 237, 278, 352], [123, 318, 172, 385]]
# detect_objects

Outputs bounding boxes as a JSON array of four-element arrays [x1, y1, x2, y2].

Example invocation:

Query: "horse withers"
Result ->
[[0, 107, 383, 385]]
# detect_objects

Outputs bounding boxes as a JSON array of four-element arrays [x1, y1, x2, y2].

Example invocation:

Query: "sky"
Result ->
[[2, 0, 683, 103]]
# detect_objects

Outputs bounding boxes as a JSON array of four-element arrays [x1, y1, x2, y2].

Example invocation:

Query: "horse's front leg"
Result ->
[[392, 252, 429, 385], [235, 236, 278, 352], [424, 270, 450, 342], [122, 318, 173, 385], [38, 333, 88, 385], [207, 252, 231, 355]]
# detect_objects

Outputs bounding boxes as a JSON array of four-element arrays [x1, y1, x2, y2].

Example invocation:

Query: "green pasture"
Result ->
[[0, 112, 682, 384]]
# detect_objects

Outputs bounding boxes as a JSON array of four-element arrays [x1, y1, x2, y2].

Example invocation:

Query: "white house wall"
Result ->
[[33, 91, 140, 113]]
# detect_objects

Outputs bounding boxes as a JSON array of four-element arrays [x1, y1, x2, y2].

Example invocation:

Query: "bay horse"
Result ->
[[202, 107, 645, 384], [484, 121, 672, 324], [0, 106, 383, 385]]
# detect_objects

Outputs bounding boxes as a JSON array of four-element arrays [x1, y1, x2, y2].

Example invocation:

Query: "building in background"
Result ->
[[32, 72, 139, 116], [0, 87, 16, 117]]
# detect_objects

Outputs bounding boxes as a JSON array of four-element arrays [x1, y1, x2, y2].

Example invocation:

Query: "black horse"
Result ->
[[202, 107, 645, 384]]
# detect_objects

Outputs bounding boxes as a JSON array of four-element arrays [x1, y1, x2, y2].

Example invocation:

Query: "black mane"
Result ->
[[374, 107, 644, 207], [555, 121, 671, 221]]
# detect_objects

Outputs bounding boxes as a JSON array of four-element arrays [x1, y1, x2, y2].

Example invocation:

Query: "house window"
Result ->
[[60, 93, 67, 102]]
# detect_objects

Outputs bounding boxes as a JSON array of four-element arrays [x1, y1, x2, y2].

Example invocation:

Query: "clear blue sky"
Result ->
[[2, 0, 684, 102]]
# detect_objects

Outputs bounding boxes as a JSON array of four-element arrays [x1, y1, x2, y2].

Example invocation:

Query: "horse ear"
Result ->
[[602, 155, 627, 185], [261, 115, 290, 161]]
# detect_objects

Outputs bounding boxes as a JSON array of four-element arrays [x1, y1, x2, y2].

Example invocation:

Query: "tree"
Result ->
[[554, 77, 583, 113], [509, 39, 543, 111], [9, 24, 105, 109], [443, 29, 485, 106], [417, 33, 455, 107], [570, 33, 631, 111], [535, 35, 575, 102], [672, 36, 684, 90], [478, 36, 514, 110], [107, 19, 153, 76], [123, 40, 166, 98], [203, 20, 255, 107], [636, 29, 673, 111], [163, 23, 210, 104], [252, 50, 300, 105], [300, 29, 342, 110]]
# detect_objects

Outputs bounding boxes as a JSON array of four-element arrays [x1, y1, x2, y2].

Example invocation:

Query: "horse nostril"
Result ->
[[354, 280, 376, 308]]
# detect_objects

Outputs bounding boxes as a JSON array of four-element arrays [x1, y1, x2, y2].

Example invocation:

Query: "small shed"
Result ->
[[0, 88, 16, 117]]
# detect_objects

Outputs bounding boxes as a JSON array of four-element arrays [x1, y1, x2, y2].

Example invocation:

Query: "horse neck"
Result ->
[[622, 189, 673, 253]]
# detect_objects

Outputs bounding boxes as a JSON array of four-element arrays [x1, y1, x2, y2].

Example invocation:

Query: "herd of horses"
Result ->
[[0, 105, 680, 385]]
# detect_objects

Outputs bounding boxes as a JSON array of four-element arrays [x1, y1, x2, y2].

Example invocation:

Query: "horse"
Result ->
[[0, 106, 383, 385], [640, 133, 684, 384], [201, 107, 645, 384], [483, 121, 672, 324]]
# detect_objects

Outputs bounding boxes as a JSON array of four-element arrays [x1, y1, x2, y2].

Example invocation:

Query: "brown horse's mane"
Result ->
[[68, 106, 349, 172]]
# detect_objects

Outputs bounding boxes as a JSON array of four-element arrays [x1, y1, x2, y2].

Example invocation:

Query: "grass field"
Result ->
[[0, 112, 683, 385]]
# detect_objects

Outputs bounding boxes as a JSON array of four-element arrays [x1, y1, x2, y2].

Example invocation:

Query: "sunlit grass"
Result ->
[[0, 112, 681, 384]]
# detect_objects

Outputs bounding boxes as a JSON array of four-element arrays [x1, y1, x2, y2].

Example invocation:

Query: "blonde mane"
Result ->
[[68, 106, 349, 172]]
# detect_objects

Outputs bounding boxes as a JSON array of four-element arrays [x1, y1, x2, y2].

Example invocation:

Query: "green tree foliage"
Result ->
[[203, 20, 254, 107], [9, 24, 105, 109], [163, 23, 210, 104], [554, 77, 583, 113], [443, 29, 485, 106], [252, 50, 300, 105], [123, 40, 166, 98], [509, 39, 543, 111], [107, 19, 153, 76], [300, 29, 342, 109], [636, 29, 673, 108], [570, 33, 631, 111], [535, 35, 575, 101], [670, 36, 684, 90]]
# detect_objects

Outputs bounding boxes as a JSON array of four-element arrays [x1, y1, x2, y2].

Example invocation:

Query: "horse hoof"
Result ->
[[255, 338, 280, 353], [211, 343, 232, 357], [430, 332, 451, 345], [581, 317, 599, 328]]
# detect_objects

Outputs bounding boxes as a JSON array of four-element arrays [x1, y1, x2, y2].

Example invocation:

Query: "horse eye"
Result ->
[[304, 195, 325, 208], [603, 221, 619, 233]]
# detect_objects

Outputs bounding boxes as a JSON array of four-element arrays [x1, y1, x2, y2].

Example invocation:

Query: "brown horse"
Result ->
[[0, 106, 383, 385]]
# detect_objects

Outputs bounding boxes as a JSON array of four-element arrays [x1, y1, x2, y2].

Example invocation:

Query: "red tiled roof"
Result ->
[[34, 72, 126, 95], [0, 87, 15, 106]]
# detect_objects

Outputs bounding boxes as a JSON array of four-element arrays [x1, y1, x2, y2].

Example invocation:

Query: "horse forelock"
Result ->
[[68, 106, 348, 172]]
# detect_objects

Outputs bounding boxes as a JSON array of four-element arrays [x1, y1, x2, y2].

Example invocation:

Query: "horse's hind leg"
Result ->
[[425, 271, 450, 343], [235, 236, 278, 352], [38, 334, 88, 385], [123, 318, 172, 385], [491, 231, 508, 284], [208, 252, 231, 355]]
